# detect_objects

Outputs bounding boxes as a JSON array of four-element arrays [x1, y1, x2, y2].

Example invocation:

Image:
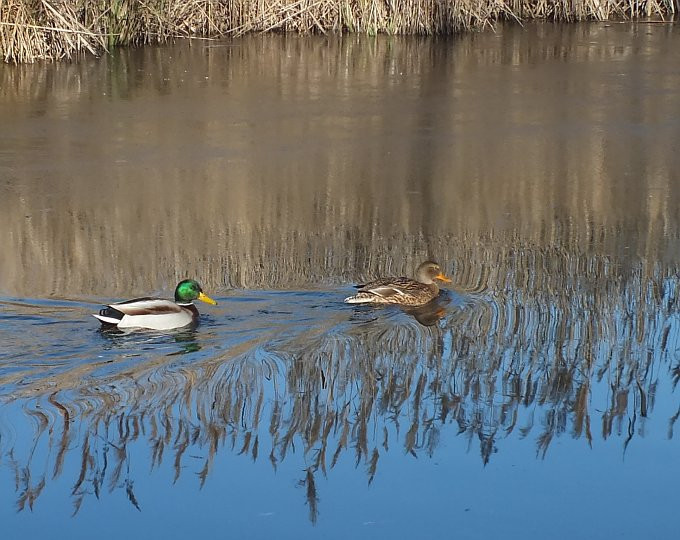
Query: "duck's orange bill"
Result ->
[[435, 272, 453, 283], [198, 292, 218, 305]]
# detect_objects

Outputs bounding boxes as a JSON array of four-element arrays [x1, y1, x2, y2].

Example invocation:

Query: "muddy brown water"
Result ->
[[1, 22, 679, 539]]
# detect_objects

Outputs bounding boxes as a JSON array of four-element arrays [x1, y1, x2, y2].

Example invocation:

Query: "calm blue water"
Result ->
[[1, 281, 678, 538], [2, 21, 680, 539]]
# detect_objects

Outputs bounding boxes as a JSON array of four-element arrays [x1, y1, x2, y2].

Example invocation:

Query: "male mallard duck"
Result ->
[[92, 279, 217, 331], [344, 261, 452, 307]]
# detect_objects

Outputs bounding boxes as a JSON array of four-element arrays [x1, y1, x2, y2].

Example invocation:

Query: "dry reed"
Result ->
[[1, 0, 677, 63]]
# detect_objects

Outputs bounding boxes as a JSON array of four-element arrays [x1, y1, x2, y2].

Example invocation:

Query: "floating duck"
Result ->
[[93, 279, 217, 331], [344, 261, 452, 306]]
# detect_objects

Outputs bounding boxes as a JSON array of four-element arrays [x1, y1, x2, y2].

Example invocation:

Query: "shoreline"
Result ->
[[1, 0, 677, 64]]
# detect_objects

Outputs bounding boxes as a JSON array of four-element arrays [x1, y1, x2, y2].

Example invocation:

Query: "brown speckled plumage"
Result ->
[[344, 261, 452, 307]]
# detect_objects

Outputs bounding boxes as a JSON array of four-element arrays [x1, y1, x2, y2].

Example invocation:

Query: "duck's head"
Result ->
[[416, 261, 452, 285], [175, 279, 217, 305]]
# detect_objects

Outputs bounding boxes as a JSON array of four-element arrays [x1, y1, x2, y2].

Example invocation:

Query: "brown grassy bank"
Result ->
[[0, 0, 677, 63]]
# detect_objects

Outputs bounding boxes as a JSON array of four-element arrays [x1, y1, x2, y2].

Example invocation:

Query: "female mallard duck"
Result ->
[[344, 261, 452, 307], [92, 279, 217, 331]]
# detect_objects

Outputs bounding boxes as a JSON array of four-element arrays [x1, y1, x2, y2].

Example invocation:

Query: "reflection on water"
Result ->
[[3, 253, 678, 521], [2, 23, 680, 296], [1, 22, 680, 537]]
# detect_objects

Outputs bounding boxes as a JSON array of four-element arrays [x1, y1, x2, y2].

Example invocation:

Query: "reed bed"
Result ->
[[0, 0, 677, 63]]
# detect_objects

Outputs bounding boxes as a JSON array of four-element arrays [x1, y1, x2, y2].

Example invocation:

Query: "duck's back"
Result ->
[[93, 298, 196, 330], [345, 276, 437, 306]]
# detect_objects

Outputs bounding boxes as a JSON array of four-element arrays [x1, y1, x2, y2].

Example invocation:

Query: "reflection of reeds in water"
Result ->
[[2, 245, 678, 519], [2, 0, 675, 63], [2, 24, 680, 520], [1, 26, 680, 297]]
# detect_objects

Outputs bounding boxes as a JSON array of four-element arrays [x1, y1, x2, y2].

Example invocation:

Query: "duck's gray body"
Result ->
[[93, 298, 199, 330]]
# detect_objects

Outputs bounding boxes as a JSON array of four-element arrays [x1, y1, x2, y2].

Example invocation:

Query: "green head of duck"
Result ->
[[175, 279, 217, 305]]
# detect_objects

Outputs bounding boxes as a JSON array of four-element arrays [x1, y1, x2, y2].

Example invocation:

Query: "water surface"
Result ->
[[1, 22, 680, 539]]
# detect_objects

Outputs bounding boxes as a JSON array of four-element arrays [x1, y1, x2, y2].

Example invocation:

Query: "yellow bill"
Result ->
[[435, 272, 453, 283], [198, 292, 218, 305]]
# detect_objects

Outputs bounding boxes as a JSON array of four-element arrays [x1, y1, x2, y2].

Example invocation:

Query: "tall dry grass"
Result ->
[[1, 0, 677, 63]]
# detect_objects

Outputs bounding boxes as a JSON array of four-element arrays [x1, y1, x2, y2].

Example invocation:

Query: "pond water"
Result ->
[[1, 21, 680, 539]]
